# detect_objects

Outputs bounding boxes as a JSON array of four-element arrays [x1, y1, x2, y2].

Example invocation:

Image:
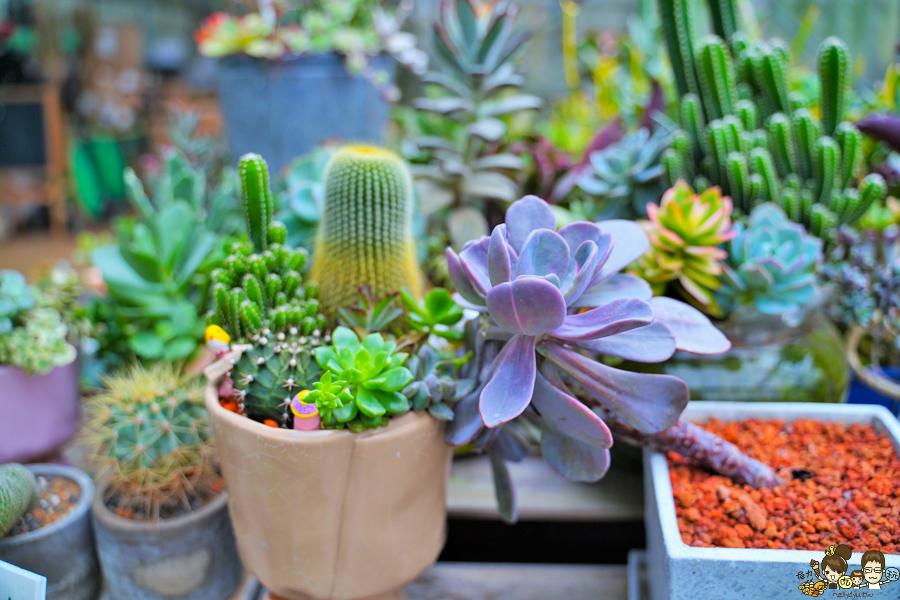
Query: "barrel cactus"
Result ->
[[657, 0, 887, 238], [83, 364, 216, 517], [312, 144, 422, 317], [717, 203, 822, 315], [209, 153, 327, 426], [630, 181, 736, 315], [0, 464, 37, 537]]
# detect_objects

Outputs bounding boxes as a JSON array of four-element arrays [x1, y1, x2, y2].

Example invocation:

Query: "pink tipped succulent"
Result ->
[[631, 181, 736, 316]]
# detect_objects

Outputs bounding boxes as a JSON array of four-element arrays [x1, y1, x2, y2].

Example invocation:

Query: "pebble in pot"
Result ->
[[83, 363, 241, 600], [0, 464, 102, 600]]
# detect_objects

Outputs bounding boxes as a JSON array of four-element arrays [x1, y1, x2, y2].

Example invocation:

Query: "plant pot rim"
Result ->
[[217, 50, 389, 66], [0, 464, 94, 549], [647, 401, 900, 563], [92, 482, 230, 534], [0, 362, 76, 377], [204, 370, 426, 443]]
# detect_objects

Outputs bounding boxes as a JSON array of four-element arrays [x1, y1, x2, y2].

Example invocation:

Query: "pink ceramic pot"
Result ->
[[0, 362, 80, 463]]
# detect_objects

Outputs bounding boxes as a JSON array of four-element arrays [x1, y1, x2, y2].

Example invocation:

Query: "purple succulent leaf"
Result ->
[[515, 229, 570, 279], [540, 341, 689, 433], [541, 423, 611, 482], [558, 222, 611, 256], [447, 248, 485, 306], [649, 297, 731, 355], [857, 114, 900, 153], [445, 390, 485, 446], [505, 195, 557, 253], [488, 450, 518, 524], [551, 298, 654, 341], [578, 320, 677, 362], [452, 293, 487, 312], [572, 273, 653, 309], [480, 334, 538, 427], [486, 278, 567, 336], [459, 237, 492, 295], [492, 427, 530, 462], [488, 226, 512, 286], [562, 241, 607, 304], [532, 371, 612, 448], [595, 220, 650, 281]]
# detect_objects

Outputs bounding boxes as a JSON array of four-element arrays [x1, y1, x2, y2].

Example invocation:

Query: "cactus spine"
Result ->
[[657, 0, 886, 237], [312, 145, 422, 317], [0, 464, 36, 536]]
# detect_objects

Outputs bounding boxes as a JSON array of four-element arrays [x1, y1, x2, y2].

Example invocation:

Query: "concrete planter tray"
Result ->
[[644, 402, 900, 600]]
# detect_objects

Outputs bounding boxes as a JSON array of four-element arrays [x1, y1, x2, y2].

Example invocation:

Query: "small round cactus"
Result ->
[[312, 144, 422, 317], [83, 364, 217, 517], [0, 464, 37, 537]]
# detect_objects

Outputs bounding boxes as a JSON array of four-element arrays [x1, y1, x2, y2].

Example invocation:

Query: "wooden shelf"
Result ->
[[248, 563, 628, 600], [447, 455, 644, 522]]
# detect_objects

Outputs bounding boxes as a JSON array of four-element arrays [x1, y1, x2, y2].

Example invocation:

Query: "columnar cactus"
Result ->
[[209, 153, 327, 426], [657, 0, 887, 238], [312, 145, 422, 317], [83, 364, 216, 516], [0, 464, 36, 537]]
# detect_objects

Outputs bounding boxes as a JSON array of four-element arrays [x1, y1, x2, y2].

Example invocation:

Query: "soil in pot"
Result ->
[[102, 476, 226, 521], [669, 418, 900, 553], [5, 475, 81, 537]]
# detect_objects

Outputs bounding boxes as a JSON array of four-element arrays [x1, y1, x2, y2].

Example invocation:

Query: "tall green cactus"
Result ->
[[707, 0, 738, 45], [657, 0, 886, 238], [818, 37, 849, 137], [312, 144, 422, 317], [209, 153, 327, 426], [0, 464, 36, 537]]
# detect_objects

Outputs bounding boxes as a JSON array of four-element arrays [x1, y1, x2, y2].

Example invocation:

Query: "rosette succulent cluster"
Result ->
[[717, 203, 822, 315], [630, 181, 736, 315], [446, 195, 730, 485]]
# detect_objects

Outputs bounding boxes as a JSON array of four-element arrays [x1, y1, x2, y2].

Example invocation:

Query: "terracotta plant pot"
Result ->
[[0, 464, 101, 600], [92, 488, 242, 600], [204, 376, 451, 600], [0, 363, 80, 463]]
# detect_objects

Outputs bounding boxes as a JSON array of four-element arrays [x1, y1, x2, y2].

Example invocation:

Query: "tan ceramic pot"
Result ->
[[204, 369, 451, 600]]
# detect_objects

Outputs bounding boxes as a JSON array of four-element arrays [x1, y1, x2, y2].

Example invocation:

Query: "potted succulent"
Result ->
[[195, 0, 428, 172], [0, 463, 100, 600], [0, 270, 80, 463], [204, 149, 449, 600], [628, 183, 849, 403], [82, 363, 241, 600], [823, 202, 900, 413]]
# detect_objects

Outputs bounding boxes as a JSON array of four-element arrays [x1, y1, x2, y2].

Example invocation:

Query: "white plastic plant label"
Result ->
[[0, 560, 45, 600]]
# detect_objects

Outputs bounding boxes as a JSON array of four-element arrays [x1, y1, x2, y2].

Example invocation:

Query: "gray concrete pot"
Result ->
[[92, 488, 241, 600], [645, 402, 900, 600], [216, 53, 394, 173], [0, 464, 101, 600]]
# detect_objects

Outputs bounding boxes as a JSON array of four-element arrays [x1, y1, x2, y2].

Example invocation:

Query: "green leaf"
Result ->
[[163, 336, 197, 360], [353, 347, 372, 372], [314, 346, 342, 372], [366, 367, 414, 392], [400, 289, 426, 316], [481, 95, 543, 117], [91, 246, 162, 295], [433, 328, 466, 342], [157, 201, 195, 270], [334, 396, 358, 422], [120, 247, 162, 283], [359, 413, 383, 429], [362, 332, 385, 355], [355, 386, 386, 417], [425, 289, 455, 320], [388, 353, 408, 369], [128, 331, 164, 358], [174, 232, 216, 290], [332, 326, 361, 352], [373, 389, 410, 414]]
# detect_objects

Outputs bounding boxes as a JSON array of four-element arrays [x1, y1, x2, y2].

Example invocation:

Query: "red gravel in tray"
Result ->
[[669, 418, 900, 553], [5, 475, 80, 537]]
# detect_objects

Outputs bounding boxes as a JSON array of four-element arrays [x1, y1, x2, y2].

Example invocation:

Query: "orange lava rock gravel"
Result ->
[[670, 418, 900, 553]]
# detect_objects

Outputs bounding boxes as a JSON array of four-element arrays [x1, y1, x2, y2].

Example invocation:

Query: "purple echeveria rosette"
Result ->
[[445, 195, 731, 482]]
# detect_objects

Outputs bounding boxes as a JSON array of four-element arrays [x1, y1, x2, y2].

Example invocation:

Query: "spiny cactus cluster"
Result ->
[[83, 364, 216, 518], [312, 145, 421, 317], [209, 153, 327, 426], [657, 0, 887, 237], [0, 464, 37, 537], [629, 181, 735, 315]]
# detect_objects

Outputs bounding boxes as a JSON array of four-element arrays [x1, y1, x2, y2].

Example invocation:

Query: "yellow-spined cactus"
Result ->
[[312, 144, 422, 316]]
